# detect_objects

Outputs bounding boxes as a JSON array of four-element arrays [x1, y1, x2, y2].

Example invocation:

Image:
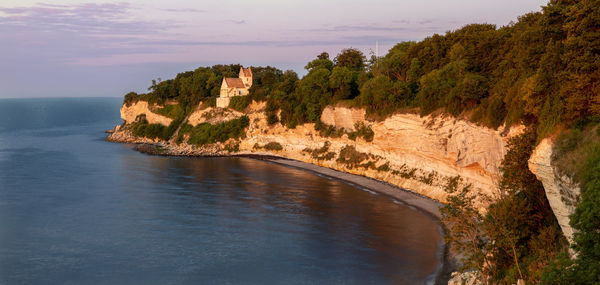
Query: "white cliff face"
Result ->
[[121, 101, 173, 126], [320, 106, 522, 203], [111, 102, 522, 207], [321, 106, 366, 130], [528, 138, 581, 244], [235, 105, 522, 205]]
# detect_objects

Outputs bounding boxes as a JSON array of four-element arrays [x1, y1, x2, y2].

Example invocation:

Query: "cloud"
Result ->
[[306, 22, 444, 34], [162, 8, 205, 13], [0, 2, 174, 35], [0, 2, 442, 68], [0, 2, 180, 65], [309, 25, 407, 32]]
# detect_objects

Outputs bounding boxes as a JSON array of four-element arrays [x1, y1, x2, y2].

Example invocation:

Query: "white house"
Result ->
[[216, 67, 252, 108]]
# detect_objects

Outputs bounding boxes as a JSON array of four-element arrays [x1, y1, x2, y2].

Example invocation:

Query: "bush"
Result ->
[[267, 113, 279, 125], [263, 142, 283, 151], [154, 104, 185, 120], [347, 122, 375, 142], [336, 145, 368, 166], [229, 96, 251, 111], [180, 116, 250, 146], [123, 91, 139, 106], [131, 115, 181, 141], [302, 141, 336, 160], [553, 124, 600, 182]]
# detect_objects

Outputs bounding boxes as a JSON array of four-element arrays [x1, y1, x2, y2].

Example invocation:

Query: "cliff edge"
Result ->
[[528, 138, 581, 245]]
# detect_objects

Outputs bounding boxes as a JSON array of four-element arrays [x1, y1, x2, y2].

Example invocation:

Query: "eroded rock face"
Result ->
[[239, 105, 524, 205], [121, 101, 173, 126], [186, 107, 243, 126], [111, 102, 522, 207], [318, 107, 523, 204], [528, 138, 581, 244], [321, 106, 366, 130]]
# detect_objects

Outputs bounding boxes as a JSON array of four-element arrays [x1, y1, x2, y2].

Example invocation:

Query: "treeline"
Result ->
[[125, 0, 598, 140]]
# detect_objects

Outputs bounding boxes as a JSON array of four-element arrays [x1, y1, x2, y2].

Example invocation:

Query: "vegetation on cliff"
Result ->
[[176, 116, 249, 146], [541, 122, 600, 284], [131, 114, 182, 141], [443, 130, 565, 283]]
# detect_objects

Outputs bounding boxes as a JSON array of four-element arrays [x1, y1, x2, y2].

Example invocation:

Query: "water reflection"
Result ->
[[0, 98, 442, 284], [118, 154, 442, 284]]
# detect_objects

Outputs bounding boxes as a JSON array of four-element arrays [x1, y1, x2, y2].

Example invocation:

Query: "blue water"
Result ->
[[0, 98, 443, 284]]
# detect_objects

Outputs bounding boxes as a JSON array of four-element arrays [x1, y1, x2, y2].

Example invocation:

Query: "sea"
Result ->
[[0, 98, 443, 284]]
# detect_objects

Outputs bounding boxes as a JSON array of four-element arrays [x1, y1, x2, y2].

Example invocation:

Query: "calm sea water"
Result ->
[[0, 98, 443, 285]]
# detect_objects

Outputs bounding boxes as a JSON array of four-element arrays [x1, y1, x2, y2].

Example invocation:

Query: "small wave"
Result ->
[[362, 188, 378, 195]]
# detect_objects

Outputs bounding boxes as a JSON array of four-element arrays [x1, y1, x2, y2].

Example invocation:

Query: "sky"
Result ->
[[0, 0, 547, 98]]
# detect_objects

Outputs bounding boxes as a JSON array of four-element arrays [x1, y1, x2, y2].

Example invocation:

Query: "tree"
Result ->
[[334, 48, 366, 70], [305, 53, 334, 71], [329, 66, 357, 100], [357, 75, 397, 117]]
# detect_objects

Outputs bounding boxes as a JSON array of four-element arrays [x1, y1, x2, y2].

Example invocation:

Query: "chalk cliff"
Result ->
[[108, 101, 524, 206], [528, 138, 581, 244], [120, 101, 173, 126]]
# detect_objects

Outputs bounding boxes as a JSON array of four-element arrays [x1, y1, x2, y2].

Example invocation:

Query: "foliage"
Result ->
[[261, 142, 283, 151], [179, 116, 249, 146], [442, 131, 564, 283], [440, 178, 488, 274], [228, 96, 251, 112], [123, 91, 139, 106], [553, 123, 600, 182], [131, 115, 181, 141], [153, 104, 185, 120], [542, 123, 600, 284], [347, 122, 375, 142], [336, 145, 368, 167], [302, 141, 336, 161], [334, 48, 366, 70]]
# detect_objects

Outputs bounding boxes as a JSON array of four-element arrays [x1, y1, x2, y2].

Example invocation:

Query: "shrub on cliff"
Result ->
[[542, 124, 600, 284], [229, 96, 250, 112], [123, 91, 139, 106], [182, 116, 250, 146], [263, 142, 283, 151], [154, 104, 185, 120], [131, 116, 182, 141]]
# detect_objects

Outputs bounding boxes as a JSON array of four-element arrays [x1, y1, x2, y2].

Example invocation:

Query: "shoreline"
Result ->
[[129, 141, 456, 284], [249, 155, 454, 285]]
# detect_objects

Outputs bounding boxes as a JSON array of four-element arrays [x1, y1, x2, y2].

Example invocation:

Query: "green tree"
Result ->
[[334, 48, 366, 70]]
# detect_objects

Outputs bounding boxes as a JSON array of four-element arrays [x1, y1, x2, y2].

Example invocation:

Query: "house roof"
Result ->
[[223, 78, 246, 88], [241, 67, 252, 77]]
